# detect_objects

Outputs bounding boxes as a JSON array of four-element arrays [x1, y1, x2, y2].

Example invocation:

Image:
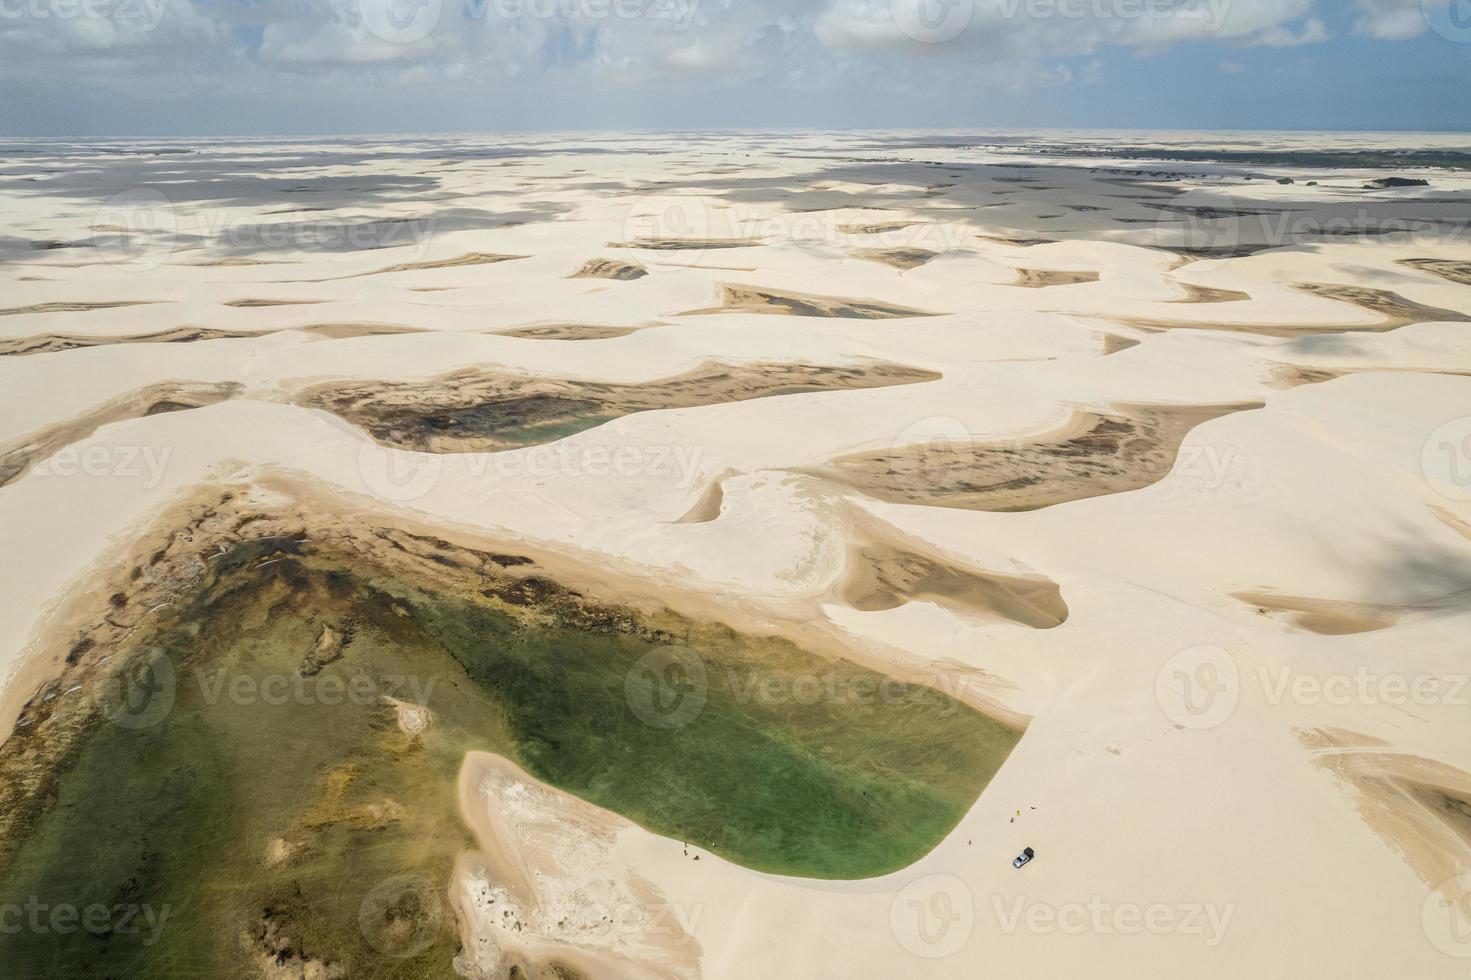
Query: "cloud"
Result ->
[[1353, 0, 1429, 40], [1220, 60, 1245, 74], [1251, 15, 1328, 46], [0, 0, 1450, 125]]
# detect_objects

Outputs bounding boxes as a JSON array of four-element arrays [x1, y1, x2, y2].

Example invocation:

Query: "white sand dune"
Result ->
[[3, 131, 1471, 978]]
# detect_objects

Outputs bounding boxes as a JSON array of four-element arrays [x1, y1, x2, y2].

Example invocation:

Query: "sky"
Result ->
[[1, 0, 1469, 136]]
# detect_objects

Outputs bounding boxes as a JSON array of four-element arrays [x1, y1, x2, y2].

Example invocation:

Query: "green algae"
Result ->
[[0, 536, 1019, 977]]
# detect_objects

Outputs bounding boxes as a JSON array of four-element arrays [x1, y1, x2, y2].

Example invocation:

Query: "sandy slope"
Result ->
[[2, 131, 1471, 978]]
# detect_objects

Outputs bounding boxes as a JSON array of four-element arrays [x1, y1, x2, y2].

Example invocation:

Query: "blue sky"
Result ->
[[1, 0, 1468, 136]]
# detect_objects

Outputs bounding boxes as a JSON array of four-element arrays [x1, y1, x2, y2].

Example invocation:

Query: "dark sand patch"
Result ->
[[1136, 283, 1471, 340], [840, 535, 1067, 629], [0, 382, 243, 488], [569, 258, 648, 281], [1263, 362, 1471, 389], [1431, 505, 1471, 544], [822, 402, 1260, 512], [0, 323, 419, 357], [0, 301, 157, 316], [839, 221, 918, 235], [223, 298, 327, 308], [181, 257, 287, 267], [1231, 591, 1402, 635], [0, 326, 252, 356], [367, 252, 528, 276], [675, 469, 742, 524], [1012, 268, 1100, 288], [1302, 734, 1471, 911], [684, 284, 943, 319], [1155, 244, 1283, 261], [287, 252, 528, 283], [1401, 258, 1471, 287], [1295, 283, 1470, 327], [1098, 332, 1141, 355], [606, 239, 763, 250], [1263, 363, 1345, 388], [497, 323, 644, 341], [300, 361, 942, 453], [1234, 586, 1469, 634], [1171, 283, 1252, 304], [854, 248, 939, 271], [978, 235, 1057, 247]]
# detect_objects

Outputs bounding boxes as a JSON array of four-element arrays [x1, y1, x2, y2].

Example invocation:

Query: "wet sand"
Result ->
[[822, 402, 1261, 512]]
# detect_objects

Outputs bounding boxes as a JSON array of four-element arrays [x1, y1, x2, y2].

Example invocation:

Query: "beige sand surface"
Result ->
[[3, 131, 1471, 979]]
